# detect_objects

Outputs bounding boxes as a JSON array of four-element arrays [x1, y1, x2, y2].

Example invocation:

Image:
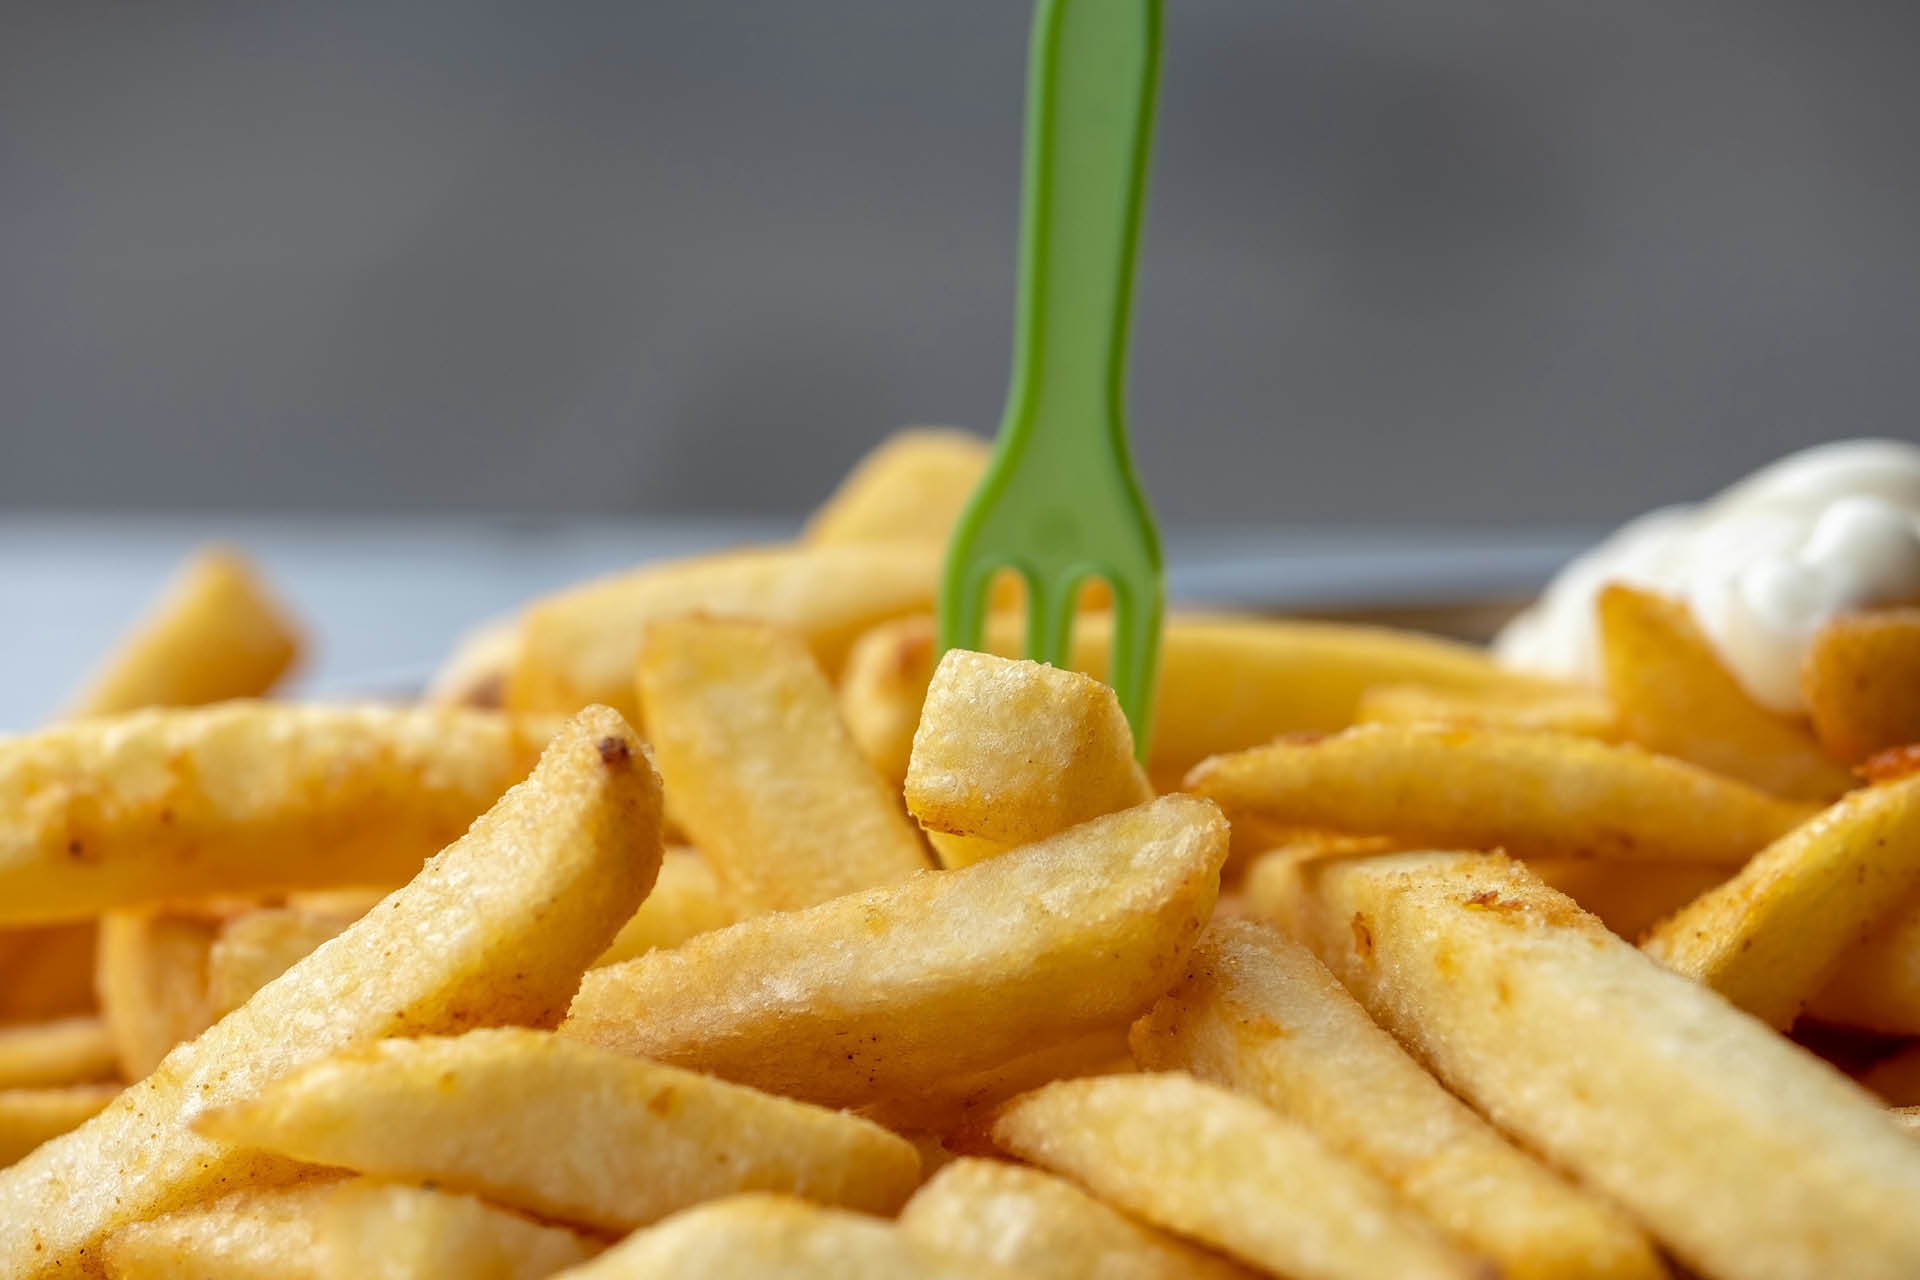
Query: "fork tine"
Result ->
[[1026, 572, 1078, 669], [1104, 571, 1164, 761], [936, 552, 1003, 658]]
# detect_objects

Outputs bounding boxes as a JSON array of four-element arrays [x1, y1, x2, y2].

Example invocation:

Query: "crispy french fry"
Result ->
[[1596, 583, 1852, 801], [1187, 723, 1815, 865], [898, 1157, 1255, 1280], [1809, 897, 1920, 1033], [1893, 1107, 1920, 1139], [0, 706, 663, 1277], [1294, 850, 1920, 1280], [67, 548, 301, 719], [1643, 774, 1920, 1028], [1521, 859, 1727, 942], [857, 1027, 1134, 1135], [1238, 838, 1405, 938], [991, 1073, 1485, 1280], [1860, 1045, 1920, 1106], [906, 652, 1150, 867], [96, 909, 221, 1080], [99, 1179, 343, 1280], [565, 795, 1227, 1109], [0, 924, 99, 1024], [638, 618, 928, 912], [508, 544, 942, 721], [1357, 682, 1619, 740], [1132, 920, 1662, 1280], [1804, 608, 1920, 763], [193, 1028, 922, 1232], [0, 1018, 116, 1089], [205, 906, 365, 1022], [0, 1086, 119, 1168], [839, 617, 939, 786], [426, 617, 521, 710], [0, 703, 556, 925], [548, 1192, 1012, 1279], [803, 428, 991, 546], [593, 848, 736, 967]]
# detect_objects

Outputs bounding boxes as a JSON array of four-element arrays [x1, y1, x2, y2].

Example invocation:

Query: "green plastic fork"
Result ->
[[938, 0, 1165, 756]]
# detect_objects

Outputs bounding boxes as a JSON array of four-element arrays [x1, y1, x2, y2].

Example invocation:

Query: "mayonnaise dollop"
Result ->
[[1495, 439, 1920, 712]]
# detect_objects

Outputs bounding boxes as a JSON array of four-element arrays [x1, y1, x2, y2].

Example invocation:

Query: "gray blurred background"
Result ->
[[3, 0, 1917, 526]]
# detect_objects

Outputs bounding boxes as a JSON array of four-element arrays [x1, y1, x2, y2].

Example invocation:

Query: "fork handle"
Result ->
[[999, 0, 1162, 463]]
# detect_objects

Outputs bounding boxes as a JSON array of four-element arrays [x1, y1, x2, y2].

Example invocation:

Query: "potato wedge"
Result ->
[[548, 1192, 1012, 1279], [1521, 859, 1727, 942], [565, 794, 1227, 1109], [1644, 773, 1920, 1027], [906, 651, 1150, 866], [1804, 607, 1920, 763], [803, 428, 991, 546], [593, 847, 737, 967], [1861, 1045, 1920, 1106], [0, 703, 556, 925], [898, 1157, 1255, 1280], [1357, 681, 1619, 740], [0, 1018, 116, 1089], [508, 544, 941, 721], [1294, 851, 1920, 1280], [0, 1085, 118, 1167], [0, 924, 100, 1024], [0, 706, 663, 1277], [638, 618, 928, 911], [857, 1027, 1134, 1135], [96, 909, 221, 1080], [1187, 723, 1815, 865], [1597, 583, 1852, 801], [1133, 920, 1662, 1280], [1809, 896, 1920, 1033], [205, 906, 364, 1022], [68, 547, 301, 719], [193, 1027, 922, 1232], [991, 1073, 1485, 1280]]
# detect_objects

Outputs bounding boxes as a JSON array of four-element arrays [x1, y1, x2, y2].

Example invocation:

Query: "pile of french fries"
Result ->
[[5, 428, 1920, 1279]]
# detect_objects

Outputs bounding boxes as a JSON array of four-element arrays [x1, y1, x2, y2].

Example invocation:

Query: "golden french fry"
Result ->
[[803, 428, 991, 546], [1894, 1107, 1920, 1139], [1804, 608, 1920, 763], [0, 1018, 116, 1089], [638, 618, 928, 912], [205, 906, 367, 1022], [839, 616, 939, 786], [96, 909, 221, 1080], [898, 1157, 1255, 1280], [0, 706, 663, 1277], [856, 1027, 1134, 1135], [426, 617, 521, 710], [193, 1028, 922, 1233], [548, 1192, 1012, 1279], [1861, 1045, 1920, 1106], [67, 547, 301, 720], [593, 848, 736, 967], [99, 1179, 344, 1280], [0, 1086, 119, 1168], [1809, 896, 1920, 1034], [1294, 850, 1920, 1280], [1596, 583, 1852, 801], [0, 924, 100, 1025], [1187, 723, 1815, 865], [1522, 859, 1727, 942], [1132, 920, 1662, 1280], [508, 544, 941, 721], [0, 703, 556, 925], [991, 1073, 1485, 1280], [905, 651, 1150, 867], [1643, 773, 1920, 1028], [565, 795, 1227, 1109], [1357, 681, 1619, 740]]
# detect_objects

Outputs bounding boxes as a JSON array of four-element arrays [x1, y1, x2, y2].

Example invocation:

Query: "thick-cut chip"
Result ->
[[565, 795, 1227, 1109], [0, 703, 556, 925], [194, 1028, 922, 1232], [638, 618, 928, 912], [991, 1073, 1485, 1280], [1187, 723, 1814, 865], [1596, 583, 1852, 801], [1643, 773, 1920, 1028], [0, 1086, 119, 1167], [99, 1179, 343, 1280], [0, 924, 100, 1024], [0, 706, 662, 1277], [96, 909, 221, 1080], [0, 1018, 116, 1089], [906, 651, 1151, 867], [803, 428, 991, 546], [858, 1027, 1134, 1135], [1132, 920, 1662, 1280], [899, 1157, 1254, 1280], [205, 906, 365, 1021], [508, 544, 941, 721], [67, 547, 302, 719], [548, 1192, 1013, 1279], [1522, 859, 1727, 942], [1357, 682, 1619, 740], [1810, 898, 1920, 1033], [1804, 608, 1920, 763], [593, 848, 737, 967], [1861, 1045, 1920, 1106], [1294, 851, 1920, 1280]]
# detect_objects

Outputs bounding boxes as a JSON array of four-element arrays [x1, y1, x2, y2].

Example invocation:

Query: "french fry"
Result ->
[[1809, 897, 1920, 1033], [565, 795, 1227, 1109], [205, 906, 366, 1022], [1860, 1045, 1920, 1106], [838, 617, 939, 786], [0, 1086, 119, 1168], [856, 1027, 1134, 1135], [638, 618, 928, 912], [546, 1192, 1013, 1279], [0, 703, 555, 925], [1187, 723, 1815, 865], [0, 1018, 116, 1089], [426, 617, 521, 710], [193, 1028, 923, 1233], [508, 544, 942, 721], [990, 1073, 1486, 1280], [1521, 858, 1727, 942], [99, 1179, 345, 1280], [898, 1157, 1255, 1280], [1893, 1107, 1920, 1139], [803, 428, 991, 546], [0, 924, 99, 1024], [96, 909, 221, 1080], [905, 651, 1150, 867], [1804, 608, 1920, 763], [1294, 850, 1920, 1280], [1596, 583, 1852, 801], [1643, 773, 1920, 1028], [67, 547, 302, 719], [0, 706, 663, 1276], [1357, 681, 1619, 740], [593, 848, 737, 967]]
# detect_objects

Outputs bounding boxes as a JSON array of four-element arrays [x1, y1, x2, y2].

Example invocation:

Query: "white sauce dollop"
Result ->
[[1495, 439, 1920, 712]]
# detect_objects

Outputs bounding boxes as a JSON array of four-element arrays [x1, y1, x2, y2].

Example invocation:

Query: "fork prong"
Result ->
[[937, 554, 1005, 658], [1104, 571, 1164, 761], [1026, 572, 1079, 670]]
